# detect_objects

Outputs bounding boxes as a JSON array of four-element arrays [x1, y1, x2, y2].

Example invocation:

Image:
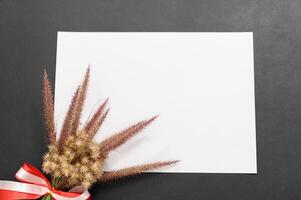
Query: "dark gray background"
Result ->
[[1, 0, 301, 199]]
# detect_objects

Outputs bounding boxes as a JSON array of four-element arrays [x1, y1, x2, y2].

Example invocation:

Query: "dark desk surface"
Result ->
[[1, 0, 301, 199]]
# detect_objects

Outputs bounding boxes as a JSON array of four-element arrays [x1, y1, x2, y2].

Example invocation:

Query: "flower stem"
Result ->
[[41, 194, 52, 200]]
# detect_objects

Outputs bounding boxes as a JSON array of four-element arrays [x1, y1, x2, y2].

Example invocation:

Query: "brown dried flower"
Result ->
[[42, 67, 178, 190], [43, 70, 56, 144]]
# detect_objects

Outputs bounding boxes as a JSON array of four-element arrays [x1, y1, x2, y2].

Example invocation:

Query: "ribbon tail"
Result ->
[[0, 181, 48, 200], [0, 189, 41, 199]]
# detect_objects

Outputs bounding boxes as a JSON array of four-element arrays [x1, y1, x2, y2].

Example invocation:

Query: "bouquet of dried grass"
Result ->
[[41, 67, 177, 199]]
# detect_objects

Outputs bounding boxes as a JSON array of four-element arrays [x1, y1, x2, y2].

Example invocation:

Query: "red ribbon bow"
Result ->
[[0, 163, 91, 200]]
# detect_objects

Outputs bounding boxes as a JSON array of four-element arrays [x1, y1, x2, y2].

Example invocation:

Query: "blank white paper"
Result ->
[[55, 32, 257, 173]]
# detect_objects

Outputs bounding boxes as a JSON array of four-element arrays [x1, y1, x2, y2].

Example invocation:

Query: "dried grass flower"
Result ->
[[42, 67, 178, 190]]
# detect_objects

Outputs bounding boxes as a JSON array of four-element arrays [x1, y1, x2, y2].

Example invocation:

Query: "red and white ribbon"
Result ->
[[0, 163, 91, 200]]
